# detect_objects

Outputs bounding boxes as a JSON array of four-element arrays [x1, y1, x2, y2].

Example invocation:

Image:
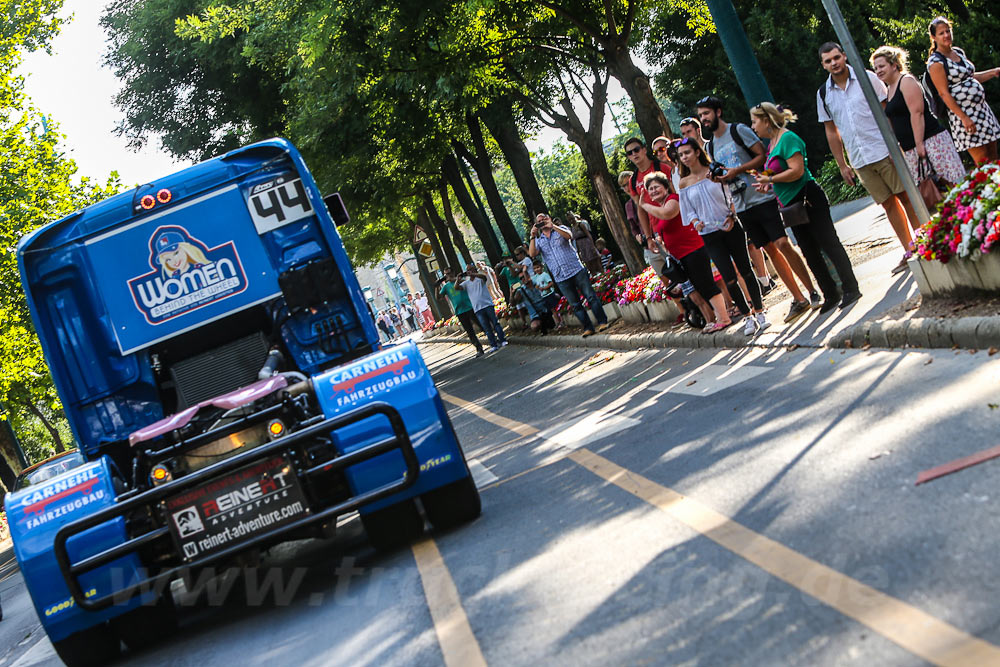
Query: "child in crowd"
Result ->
[[531, 259, 564, 328], [595, 238, 613, 271]]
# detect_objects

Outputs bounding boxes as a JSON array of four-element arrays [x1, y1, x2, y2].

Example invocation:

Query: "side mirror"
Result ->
[[323, 193, 350, 226]]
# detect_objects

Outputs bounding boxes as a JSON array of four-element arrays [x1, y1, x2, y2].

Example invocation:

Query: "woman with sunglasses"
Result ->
[[640, 171, 730, 332], [675, 138, 769, 335], [750, 103, 861, 312]]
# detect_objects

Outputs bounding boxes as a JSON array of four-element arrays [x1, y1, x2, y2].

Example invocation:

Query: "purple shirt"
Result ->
[[534, 225, 585, 282]]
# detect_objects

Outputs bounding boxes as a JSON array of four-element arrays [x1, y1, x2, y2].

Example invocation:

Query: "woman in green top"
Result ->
[[750, 102, 861, 313]]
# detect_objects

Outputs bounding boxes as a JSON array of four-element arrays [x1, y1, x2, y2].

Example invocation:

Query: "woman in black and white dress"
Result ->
[[926, 16, 1000, 165]]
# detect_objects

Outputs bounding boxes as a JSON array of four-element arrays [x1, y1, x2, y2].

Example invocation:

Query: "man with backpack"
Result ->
[[817, 42, 921, 275], [697, 96, 821, 321]]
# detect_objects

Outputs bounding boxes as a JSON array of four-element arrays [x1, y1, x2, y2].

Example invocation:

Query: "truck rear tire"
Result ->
[[421, 475, 481, 530], [52, 623, 121, 667], [114, 592, 177, 652], [361, 498, 424, 551]]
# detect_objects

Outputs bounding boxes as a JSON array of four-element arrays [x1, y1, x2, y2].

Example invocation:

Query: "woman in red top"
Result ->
[[641, 171, 730, 331]]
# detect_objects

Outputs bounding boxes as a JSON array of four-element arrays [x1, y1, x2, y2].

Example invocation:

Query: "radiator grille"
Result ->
[[170, 332, 269, 408]]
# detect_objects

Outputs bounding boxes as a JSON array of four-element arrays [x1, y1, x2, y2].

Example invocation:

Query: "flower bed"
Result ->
[[915, 160, 1000, 264]]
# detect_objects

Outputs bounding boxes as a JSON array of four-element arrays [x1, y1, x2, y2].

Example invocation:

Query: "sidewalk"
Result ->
[[424, 199, 1000, 352]]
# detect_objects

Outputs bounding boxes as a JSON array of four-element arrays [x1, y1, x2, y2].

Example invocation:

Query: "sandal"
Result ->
[[702, 321, 731, 334]]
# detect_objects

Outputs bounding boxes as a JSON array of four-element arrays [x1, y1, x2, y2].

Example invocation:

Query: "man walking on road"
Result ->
[[696, 95, 821, 322], [818, 42, 921, 275], [529, 212, 609, 337], [438, 267, 485, 357], [458, 267, 507, 352]]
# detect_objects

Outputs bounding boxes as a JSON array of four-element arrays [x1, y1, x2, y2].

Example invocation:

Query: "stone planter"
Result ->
[[910, 252, 1000, 297], [602, 302, 621, 323], [621, 302, 649, 324], [645, 300, 680, 322]]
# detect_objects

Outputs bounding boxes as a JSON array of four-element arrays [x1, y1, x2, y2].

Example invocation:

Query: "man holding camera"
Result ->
[[438, 267, 485, 357], [696, 95, 821, 322], [529, 212, 608, 337]]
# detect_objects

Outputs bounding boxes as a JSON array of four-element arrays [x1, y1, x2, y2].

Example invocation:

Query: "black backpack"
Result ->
[[922, 50, 957, 125], [705, 123, 753, 161]]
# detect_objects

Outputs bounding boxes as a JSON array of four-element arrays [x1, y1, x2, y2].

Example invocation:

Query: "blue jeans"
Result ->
[[475, 307, 507, 348], [556, 268, 607, 332]]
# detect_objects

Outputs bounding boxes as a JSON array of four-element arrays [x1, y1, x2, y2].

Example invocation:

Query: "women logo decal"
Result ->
[[128, 225, 249, 324]]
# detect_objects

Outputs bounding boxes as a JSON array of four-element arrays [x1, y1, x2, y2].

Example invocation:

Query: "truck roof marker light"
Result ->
[[140, 194, 156, 210], [156, 188, 172, 204]]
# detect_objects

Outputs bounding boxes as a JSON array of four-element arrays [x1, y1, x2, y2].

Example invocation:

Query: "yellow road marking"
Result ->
[[412, 538, 487, 667], [440, 391, 539, 437], [569, 447, 1000, 667]]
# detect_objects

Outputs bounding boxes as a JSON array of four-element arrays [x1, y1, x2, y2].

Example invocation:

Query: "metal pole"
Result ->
[[703, 0, 773, 107], [818, 0, 931, 224]]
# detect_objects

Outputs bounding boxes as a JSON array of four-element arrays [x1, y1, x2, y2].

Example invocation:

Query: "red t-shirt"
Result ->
[[651, 194, 703, 259], [628, 159, 672, 209]]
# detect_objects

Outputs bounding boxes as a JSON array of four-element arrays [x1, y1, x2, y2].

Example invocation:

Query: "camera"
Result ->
[[708, 161, 727, 179], [730, 179, 747, 195]]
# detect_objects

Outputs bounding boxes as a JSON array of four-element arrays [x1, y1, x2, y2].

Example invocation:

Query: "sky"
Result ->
[[18, 3, 632, 185]]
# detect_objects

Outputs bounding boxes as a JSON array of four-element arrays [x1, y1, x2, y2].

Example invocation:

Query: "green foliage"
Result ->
[[814, 158, 869, 205], [0, 0, 125, 461]]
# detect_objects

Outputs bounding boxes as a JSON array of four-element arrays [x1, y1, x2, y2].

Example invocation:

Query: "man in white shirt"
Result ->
[[817, 41, 920, 275], [458, 269, 507, 352]]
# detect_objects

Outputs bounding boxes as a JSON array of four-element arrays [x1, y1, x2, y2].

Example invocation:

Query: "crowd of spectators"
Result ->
[[427, 18, 999, 354]]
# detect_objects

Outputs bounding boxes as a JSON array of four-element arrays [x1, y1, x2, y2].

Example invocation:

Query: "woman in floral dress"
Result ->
[[926, 16, 1000, 166]]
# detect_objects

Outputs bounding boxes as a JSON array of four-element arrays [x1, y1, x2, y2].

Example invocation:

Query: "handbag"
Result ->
[[917, 156, 944, 211], [778, 199, 810, 227]]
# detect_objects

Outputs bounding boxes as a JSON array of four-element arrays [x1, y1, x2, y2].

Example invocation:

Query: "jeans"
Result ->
[[555, 268, 607, 332], [475, 307, 507, 348], [456, 309, 484, 353]]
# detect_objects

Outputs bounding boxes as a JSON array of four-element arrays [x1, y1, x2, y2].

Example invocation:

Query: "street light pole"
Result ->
[[818, 0, 931, 225]]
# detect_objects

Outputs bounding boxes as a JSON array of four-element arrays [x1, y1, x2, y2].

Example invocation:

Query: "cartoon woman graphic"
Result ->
[[152, 229, 210, 278]]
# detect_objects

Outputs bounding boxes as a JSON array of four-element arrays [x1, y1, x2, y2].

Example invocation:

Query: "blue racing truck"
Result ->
[[3, 139, 480, 666]]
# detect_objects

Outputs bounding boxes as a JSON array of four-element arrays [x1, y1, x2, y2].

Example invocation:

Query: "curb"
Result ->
[[424, 314, 1000, 352]]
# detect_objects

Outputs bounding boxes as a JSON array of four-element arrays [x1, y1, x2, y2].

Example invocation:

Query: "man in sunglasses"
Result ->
[[623, 136, 673, 259], [696, 95, 821, 320]]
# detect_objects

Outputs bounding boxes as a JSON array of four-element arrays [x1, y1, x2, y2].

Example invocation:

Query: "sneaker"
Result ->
[[809, 291, 822, 309], [839, 290, 862, 309], [891, 255, 910, 275], [475, 350, 485, 358], [500, 341, 509, 347], [819, 297, 840, 314], [581, 330, 594, 338], [490, 345, 500, 353], [755, 311, 772, 332], [596, 322, 610, 332], [784, 300, 809, 323], [743, 315, 759, 336]]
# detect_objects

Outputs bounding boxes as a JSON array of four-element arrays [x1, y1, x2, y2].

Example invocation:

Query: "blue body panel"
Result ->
[[313, 342, 468, 513], [3, 457, 148, 641]]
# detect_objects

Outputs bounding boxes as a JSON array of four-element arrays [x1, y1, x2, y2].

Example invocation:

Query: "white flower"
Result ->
[[992, 170, 1000, 186]]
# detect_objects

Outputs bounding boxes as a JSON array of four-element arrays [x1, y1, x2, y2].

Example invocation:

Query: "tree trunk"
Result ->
[[438, 180, 474, 266], [517, 66, 645, 275], [459, 114, 523, 253], [442, 154, 502, 265], [25, 400, 65, 454], [0, 419, 22, 494], [423, 195, 461, 270], [577, 135, 645, 275], [605, 45, 672, 144], [482, 103, 548, 223]]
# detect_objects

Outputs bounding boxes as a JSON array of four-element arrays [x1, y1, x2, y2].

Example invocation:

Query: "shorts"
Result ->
[[738, 199, 787, 248], [854, 155, 904, 204], [678, 280, 696, 297]]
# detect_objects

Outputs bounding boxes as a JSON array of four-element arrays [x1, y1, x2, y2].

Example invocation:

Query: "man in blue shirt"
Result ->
[[528, 212, 608, 337]]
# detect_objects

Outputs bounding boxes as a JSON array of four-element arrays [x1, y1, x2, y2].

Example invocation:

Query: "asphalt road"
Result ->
[[4, 338, 1000, 666]]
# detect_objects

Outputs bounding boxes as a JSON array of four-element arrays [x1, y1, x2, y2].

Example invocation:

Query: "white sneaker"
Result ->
[[755, 311, 771, 332], [743, 315, 759, 336]]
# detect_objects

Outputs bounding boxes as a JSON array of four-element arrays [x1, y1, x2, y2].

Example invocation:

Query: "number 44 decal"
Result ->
[[247, 177, 314, 234]]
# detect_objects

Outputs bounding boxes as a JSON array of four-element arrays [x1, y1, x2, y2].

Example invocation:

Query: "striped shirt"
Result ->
[[534, 226, 585, 282]]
